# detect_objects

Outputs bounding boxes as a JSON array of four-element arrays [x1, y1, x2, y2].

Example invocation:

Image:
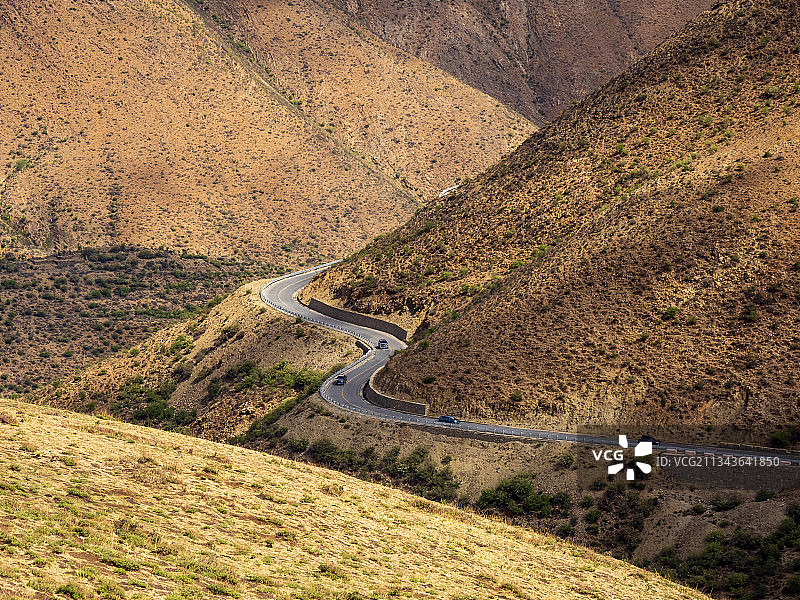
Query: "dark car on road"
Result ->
[[638, 434, 661, 446], [376, 339, 389, 350], [333, 374, 347, 386], [438, 415, 460, 424]]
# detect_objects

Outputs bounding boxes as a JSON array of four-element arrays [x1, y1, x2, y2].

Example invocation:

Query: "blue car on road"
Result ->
[[438, 415, 460, 424]]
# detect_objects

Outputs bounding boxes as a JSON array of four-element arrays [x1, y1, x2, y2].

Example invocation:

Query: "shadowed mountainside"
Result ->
[[319, 0, 716, 122]]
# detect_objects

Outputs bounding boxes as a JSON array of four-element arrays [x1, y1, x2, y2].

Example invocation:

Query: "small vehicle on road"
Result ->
[[638, 434, 661, 446], [438, 415, 460, 424], [333, 374, 347, 386], [376, 339, 389, 350]]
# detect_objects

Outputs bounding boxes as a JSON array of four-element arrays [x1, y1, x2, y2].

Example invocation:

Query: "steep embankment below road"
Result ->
[[37, 279, 360, 441], [306, 0, 800, 441]]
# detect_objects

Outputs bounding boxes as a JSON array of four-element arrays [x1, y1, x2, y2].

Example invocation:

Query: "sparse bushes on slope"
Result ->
[[651, 504, 800, 597], [476, 472, 571, 517], [228, 361, 341, 443], [301, 440, 459, 502], [104, 376, 196, 431], [246, 430, 460, 502]]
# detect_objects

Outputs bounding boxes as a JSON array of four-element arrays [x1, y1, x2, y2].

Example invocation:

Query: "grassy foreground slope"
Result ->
[[0, 399, 707, 600], [307, 0, 800, 438]]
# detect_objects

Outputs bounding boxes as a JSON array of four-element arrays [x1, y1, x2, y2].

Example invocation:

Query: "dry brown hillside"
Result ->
[[197, 0, 534, 196], [0, 0, 531, 259], [319, 0, 715, 122], [307, 0, 800, 441]]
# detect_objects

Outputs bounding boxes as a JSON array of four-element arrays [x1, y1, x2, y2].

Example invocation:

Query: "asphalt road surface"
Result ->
[[261, 264, 800, 466]]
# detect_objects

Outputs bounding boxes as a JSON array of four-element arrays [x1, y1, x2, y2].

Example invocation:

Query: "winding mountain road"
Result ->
[[261, 263, 800, 467]]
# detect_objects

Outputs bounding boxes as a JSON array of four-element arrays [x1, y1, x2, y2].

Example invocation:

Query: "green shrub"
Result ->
[[712, 494, 741, 511], [557, 453, 574, 468], [785, 576, 800, 595], [556, 523, 575, 538], [206, 583, 240, 597], [286, 438, 308, 452], [741, 303, 759, 323], [770, 429, 794, 448], [476, 473, 568, 518], [100, 553, 139, 571], [207, 378, 222, 401], [169, 335, 191, 355], [723, 572, 748, 592], [755, 489, 775, 502], [55, 583, 84, 599], [318, 563, 346, 580], [67, 487, 89, 500]]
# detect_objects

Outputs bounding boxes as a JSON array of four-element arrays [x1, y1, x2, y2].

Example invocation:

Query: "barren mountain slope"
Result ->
[[196, 0, 535, 196], [0, 0, 531, 259], [307, 0, 800, 440], [320, 0, 715, 122]]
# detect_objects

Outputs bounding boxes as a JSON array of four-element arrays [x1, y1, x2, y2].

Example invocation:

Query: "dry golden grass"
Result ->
[[0, 397, 708, 600]]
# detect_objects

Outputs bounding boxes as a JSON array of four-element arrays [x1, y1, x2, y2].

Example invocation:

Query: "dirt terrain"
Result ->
[[0, 0, 532, 260], [306, 0, 800, 442], [319, 0, 716, 122]]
